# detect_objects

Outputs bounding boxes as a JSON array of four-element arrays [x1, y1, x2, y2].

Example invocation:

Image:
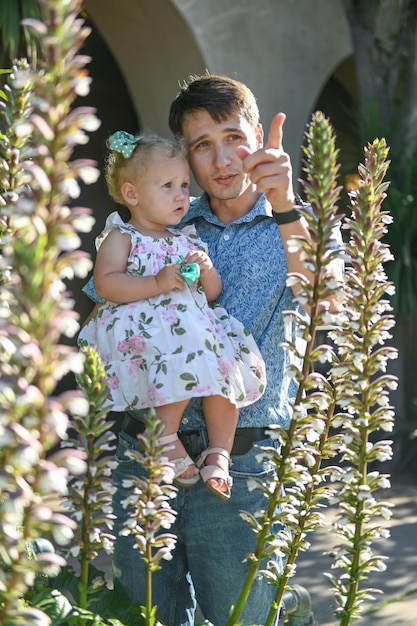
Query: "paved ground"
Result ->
[[293, 480, 417, 625]]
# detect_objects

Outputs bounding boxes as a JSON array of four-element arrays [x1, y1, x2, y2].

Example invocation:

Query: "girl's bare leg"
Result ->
[[202, 396, 239, 494], [155, 400, 199, 480]]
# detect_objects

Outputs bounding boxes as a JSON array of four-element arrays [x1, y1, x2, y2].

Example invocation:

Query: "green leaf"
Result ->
[[180, 372, 196, 381], [0, 0, 20, 59]]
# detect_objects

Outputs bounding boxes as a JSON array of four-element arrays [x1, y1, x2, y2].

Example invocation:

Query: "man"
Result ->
[[101, 74, 339, 625]]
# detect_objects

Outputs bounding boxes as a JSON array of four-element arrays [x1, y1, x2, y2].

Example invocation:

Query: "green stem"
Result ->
[[143, 476, 155, 626], [339, 423, 368, 626], [264, 398, 337, 626], [144, 538, 154, 625], [227, 318, 322, 625], [78, 490, 91, 623]]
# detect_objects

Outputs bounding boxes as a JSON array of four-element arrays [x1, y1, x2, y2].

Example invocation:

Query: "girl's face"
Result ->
[[126, 152, 191, 231]]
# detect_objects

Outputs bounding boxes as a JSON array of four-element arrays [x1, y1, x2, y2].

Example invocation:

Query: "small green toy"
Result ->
[[180, 262, 200, 286]]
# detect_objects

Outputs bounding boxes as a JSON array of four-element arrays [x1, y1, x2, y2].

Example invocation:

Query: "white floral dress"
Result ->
[[78, 212, 266, 412]]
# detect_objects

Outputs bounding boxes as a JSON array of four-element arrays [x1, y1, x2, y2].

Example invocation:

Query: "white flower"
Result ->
[[56, 231, 81, 251], [380, 506, 393, 520], [69, 545, 80, 557], [373, 559, 387, 572], [52, 523, 74, 546], [77, 165, 100, 185], [72, 213, 96, 232], [74, 76, 92, 97], [247, 478, 260, 493], [14, 121, 34, 137]]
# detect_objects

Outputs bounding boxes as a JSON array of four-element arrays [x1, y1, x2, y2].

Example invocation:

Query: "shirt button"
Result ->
[[224, 234, 230, 241], [182, 417, 189, 424]]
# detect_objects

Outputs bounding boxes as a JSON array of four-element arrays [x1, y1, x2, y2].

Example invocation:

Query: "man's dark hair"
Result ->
[[169, 73, 260, 138]]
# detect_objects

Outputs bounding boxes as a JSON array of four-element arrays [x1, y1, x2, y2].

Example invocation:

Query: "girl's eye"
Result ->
[[182, 182, 190, 190], [164, 182, 172, 188]]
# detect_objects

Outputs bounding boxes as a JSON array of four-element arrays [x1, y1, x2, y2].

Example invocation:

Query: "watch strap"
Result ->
[[272, 194, 303, 225]]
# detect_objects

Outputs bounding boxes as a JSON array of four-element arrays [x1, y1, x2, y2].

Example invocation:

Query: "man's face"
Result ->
[[181, 109, 263, 202]]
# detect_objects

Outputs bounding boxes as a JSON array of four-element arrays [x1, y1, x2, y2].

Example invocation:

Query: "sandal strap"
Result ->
[[156, 432, 199, 485], [172, 455, 192, 474], [196, 447, 231, 468], [199, 464, 232, 486], [156, 432, 178, 446]]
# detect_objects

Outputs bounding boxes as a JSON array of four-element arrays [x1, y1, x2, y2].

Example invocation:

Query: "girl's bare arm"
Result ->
[[94, 229, 185, 303]]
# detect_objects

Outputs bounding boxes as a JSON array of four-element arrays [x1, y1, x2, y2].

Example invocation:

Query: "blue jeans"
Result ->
[[112, 431, 282, 626]]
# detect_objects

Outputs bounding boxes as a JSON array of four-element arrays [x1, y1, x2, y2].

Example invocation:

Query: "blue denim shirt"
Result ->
[[178, 192, 305, 430], [82, 193, 318, 430]]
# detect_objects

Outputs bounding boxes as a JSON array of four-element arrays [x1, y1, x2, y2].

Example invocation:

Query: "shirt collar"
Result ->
[[183, 192, 273, 226]]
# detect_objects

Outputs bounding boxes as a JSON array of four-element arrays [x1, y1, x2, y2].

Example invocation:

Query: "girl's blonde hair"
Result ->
[[104, 132, 187, 205]]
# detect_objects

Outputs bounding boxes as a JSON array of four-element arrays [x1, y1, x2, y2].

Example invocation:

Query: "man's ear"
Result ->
[[121, 181, 138, 206]]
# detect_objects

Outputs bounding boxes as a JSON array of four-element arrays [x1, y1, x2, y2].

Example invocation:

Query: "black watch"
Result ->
[[272, 194, 303, 225]]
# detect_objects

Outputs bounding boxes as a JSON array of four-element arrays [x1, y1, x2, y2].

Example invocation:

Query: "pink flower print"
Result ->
[[217, 358, 230, 378], [135, 242, 147, 255], [161, 307, 179, 325], [165, 245, 176, 257], [152, 259, 162, 274], [255, 358, 266, 378], [137, 398, 152, 409], [117, 339, 129, 354], [99, 309, 113, 326], [148, 385, 170, 405], [128, 334, 146, 353], [146, 241, 161, 256], [193, 384, 213, 395], [148, 384, 159, 401], [108, 375, 120, 390], [156, 252, 166, 263], [195, 311, 207, 325], [246, 389, 262, 402], [213, 322, 228, 341], [126, 357, 143, 376]]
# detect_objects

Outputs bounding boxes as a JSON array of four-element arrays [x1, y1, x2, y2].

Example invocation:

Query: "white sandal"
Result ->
[[196, 447, 233, 500], [157, 433, 200, 486]]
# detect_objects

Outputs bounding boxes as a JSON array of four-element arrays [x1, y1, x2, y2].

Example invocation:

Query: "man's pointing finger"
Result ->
[[264, 112, 286, 151]]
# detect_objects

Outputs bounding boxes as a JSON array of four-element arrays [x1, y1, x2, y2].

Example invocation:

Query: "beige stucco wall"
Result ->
[[84, 0, 353, 183]]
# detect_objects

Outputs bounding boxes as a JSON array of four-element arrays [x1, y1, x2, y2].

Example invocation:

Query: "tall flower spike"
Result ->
[[326, 138, 396, 625], [228, 111, 345, 626], [118, 410, 178, 623], [61, 346, 117, 612], [0, 0, 100, 623]]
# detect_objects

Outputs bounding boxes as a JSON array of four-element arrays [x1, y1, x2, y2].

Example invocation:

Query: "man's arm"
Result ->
[[238, 113, 343, 309]]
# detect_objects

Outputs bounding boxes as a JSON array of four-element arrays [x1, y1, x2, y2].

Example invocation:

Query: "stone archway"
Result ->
[[83, 0, 207, 138]]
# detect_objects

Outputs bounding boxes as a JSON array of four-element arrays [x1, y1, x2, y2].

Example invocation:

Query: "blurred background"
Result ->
[[1, 0, 416, 482]]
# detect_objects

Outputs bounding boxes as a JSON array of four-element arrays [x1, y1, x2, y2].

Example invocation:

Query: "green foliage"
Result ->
[[382, 146, 417, 320], [0, 0, 42, 66], [331, 95, 417, 322], [27, 564, 141, 625]]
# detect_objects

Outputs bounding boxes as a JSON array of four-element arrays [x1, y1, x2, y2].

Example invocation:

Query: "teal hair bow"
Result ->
[[107, 130, 141, 158]]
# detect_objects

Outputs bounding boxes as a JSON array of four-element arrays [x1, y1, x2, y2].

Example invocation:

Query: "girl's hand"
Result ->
[[184, 250, 213, 277], [155, 264, 185, 293]]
